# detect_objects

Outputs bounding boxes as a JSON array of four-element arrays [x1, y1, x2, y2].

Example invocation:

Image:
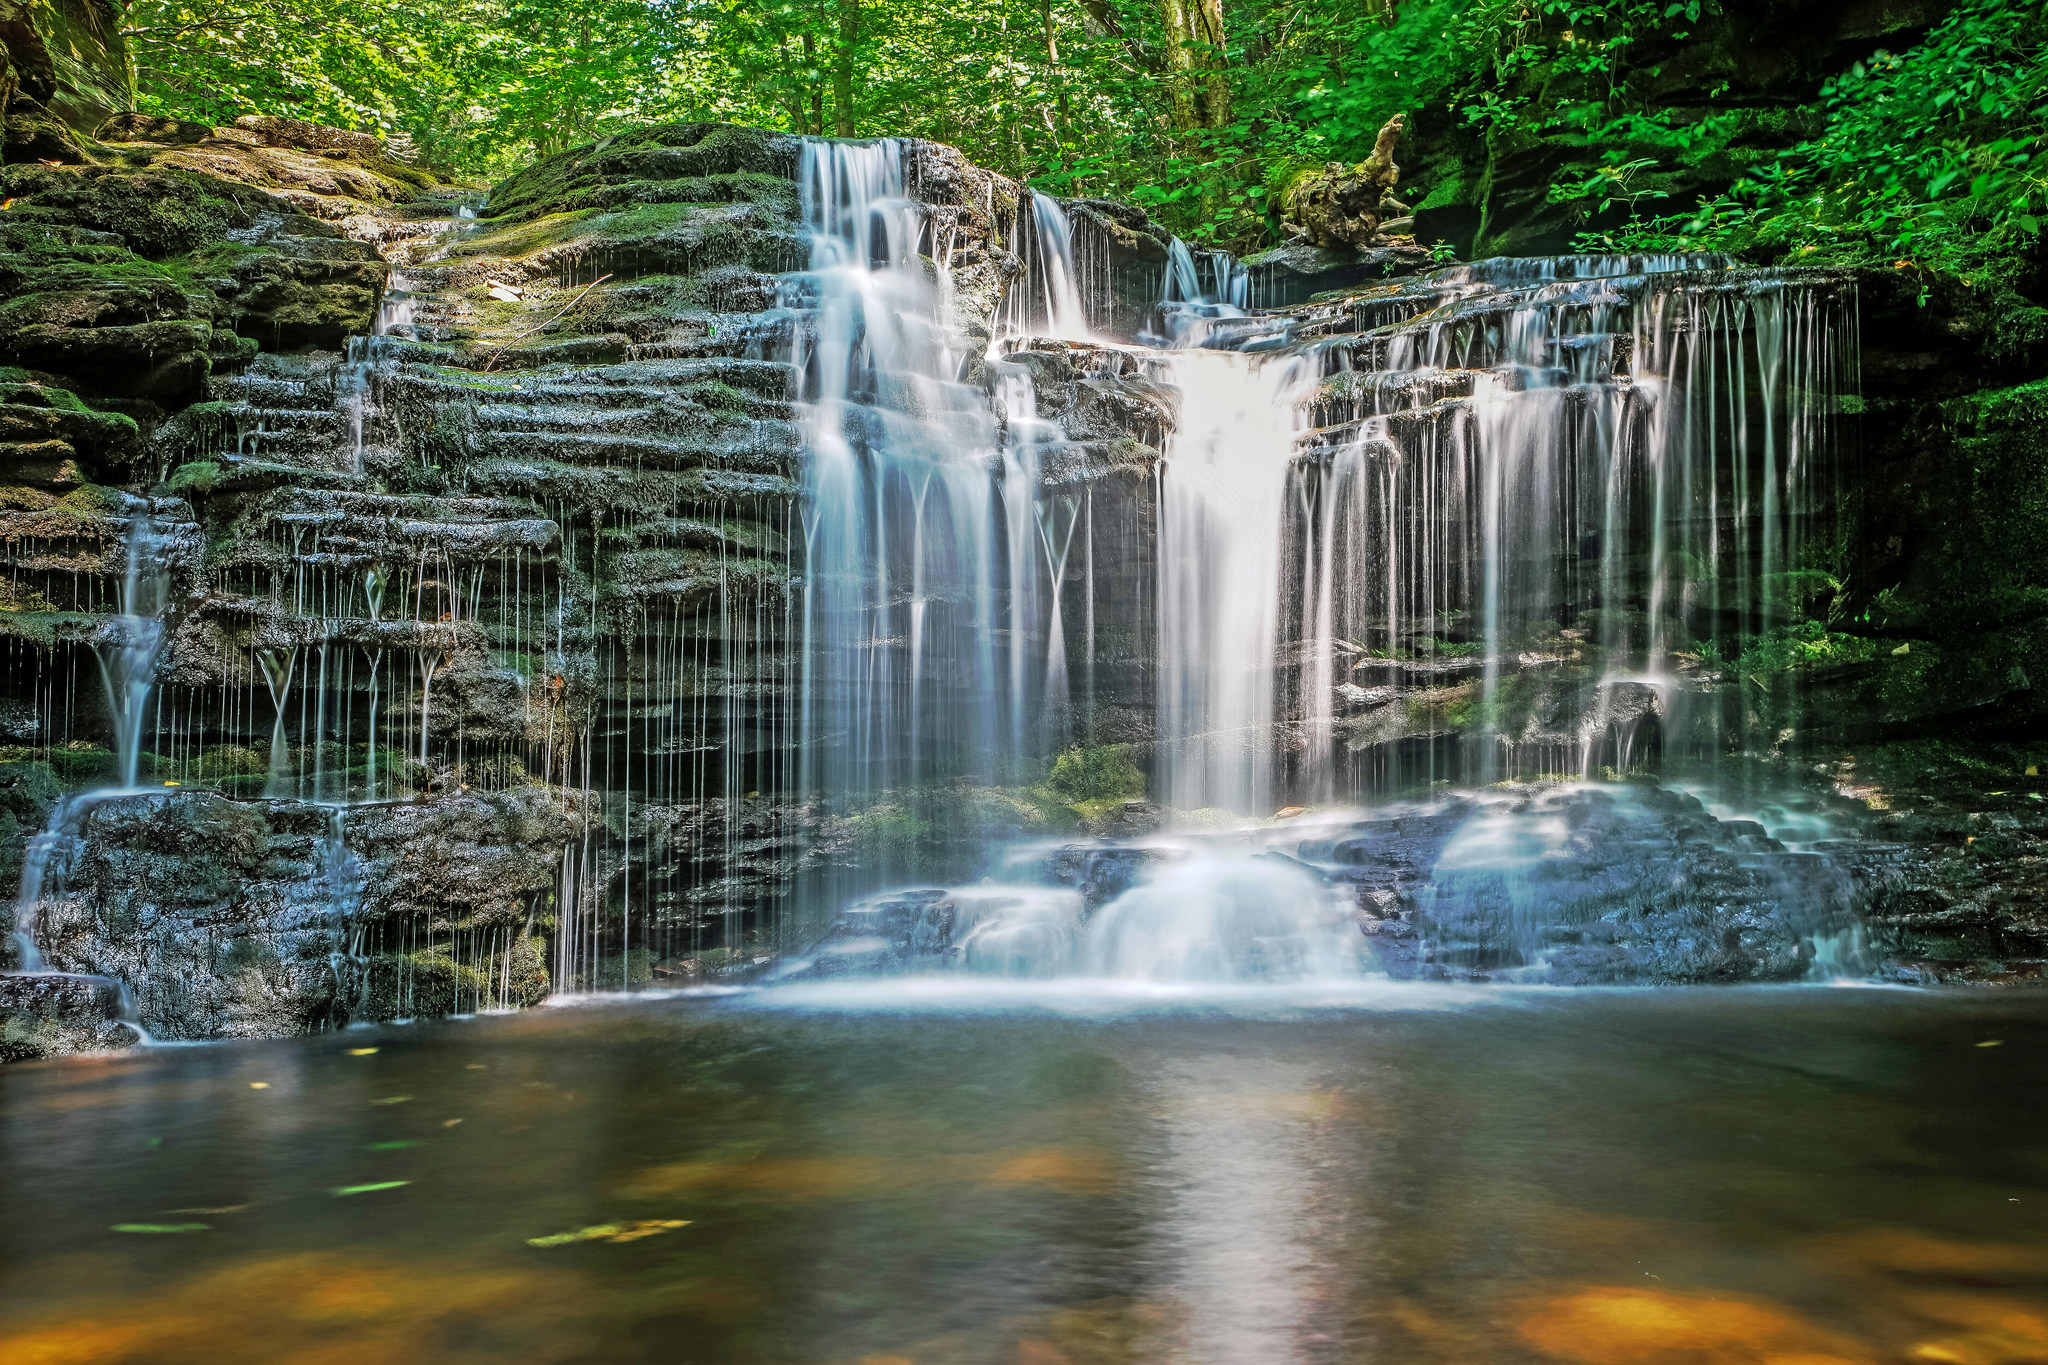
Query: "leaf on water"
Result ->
[[332, 1181, 411, 1196], [167, 1206, 247, 1214], [372, 1095, 413, 1105], [248, 1082, 270, 1089], [113, 1223, 209, 1234], [1977, 1040, 2005, 1048], [442, 1118, 464, 1127], [526, 1219, 691, 1248], [347, 1047, 380, 1056], [367, 1141, 420, 1150]]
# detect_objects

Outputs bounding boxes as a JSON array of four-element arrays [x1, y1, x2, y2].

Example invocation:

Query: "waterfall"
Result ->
[[780, 221, 1857, 986], [793, 139, 1049, 802], [1153, 351, 1313, 813], [9, 508, 172, 995], [1283, 255, 1853, 790], [97, 508, 170, 792]]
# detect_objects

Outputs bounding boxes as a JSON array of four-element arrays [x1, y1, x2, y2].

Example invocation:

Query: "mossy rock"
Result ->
[[486, 124, 804, 225]]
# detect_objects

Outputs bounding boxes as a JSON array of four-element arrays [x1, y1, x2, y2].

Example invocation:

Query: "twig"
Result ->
[[480, 273, 614, 373]]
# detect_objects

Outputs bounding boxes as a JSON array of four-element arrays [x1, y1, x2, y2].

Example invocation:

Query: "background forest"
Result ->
[[119, 0, 2046, 276]]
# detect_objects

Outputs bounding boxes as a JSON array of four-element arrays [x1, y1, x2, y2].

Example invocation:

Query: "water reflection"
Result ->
[[2, 988, 2046, 1363]]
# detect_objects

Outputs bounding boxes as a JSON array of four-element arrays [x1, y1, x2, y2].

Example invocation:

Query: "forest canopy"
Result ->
[[123, 0, 2045, 269]]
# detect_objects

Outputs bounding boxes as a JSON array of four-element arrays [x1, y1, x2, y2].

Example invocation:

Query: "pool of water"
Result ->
[[5, 984, 2047, 1363]]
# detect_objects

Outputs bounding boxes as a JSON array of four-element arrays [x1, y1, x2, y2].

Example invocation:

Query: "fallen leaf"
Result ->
[[113, 1223, 209, 1234], [367, 1141, 420, 1151], [167, 1206, 246, 1215], [526, 1219, 690, 1248], [333, 1181, 411, 1197], [1977, 1040, 2005, 1048], [248, 1082, 270, 1090], [347, 1047, 380, 1056], [372, 1095, 413, 1105], [442, 1118, 464, 1128]]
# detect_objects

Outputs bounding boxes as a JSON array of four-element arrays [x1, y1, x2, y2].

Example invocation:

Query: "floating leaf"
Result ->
[[333, 1181, 411, 1196], [1976, 1040, 2005, 1048], [347, 1047, 380, 1056], [367, 1141, 420, 1150], [372, 1095, 413, 1105], [113, 1223, 208, 1234], [248, 1082, 270, 1090], [527, 1219, 690, 1248]]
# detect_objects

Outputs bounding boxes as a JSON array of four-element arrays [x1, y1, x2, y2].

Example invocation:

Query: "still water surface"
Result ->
[[5, 984, 2047, 1363]]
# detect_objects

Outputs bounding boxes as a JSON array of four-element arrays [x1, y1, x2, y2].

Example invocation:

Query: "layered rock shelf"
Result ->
[[3, 110, 2046, 1059]]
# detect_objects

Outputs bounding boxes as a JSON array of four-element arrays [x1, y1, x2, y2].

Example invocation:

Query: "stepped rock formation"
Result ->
[[1, 107, 2045, 1058]]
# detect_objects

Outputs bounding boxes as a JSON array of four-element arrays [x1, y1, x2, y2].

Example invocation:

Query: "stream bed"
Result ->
[[5, 985, 2047, 1363]]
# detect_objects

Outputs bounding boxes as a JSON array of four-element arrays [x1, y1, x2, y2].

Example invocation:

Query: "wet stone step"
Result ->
[[478, 426, 800, 470], [473, 403, 662, 433]]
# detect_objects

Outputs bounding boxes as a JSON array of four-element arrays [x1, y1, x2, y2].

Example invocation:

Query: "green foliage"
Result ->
[[1731, 620, 1878, 679], [1587, 0, 2048, 276], [1043, 743, 1146, 803], [113, 0, 2046, 273]]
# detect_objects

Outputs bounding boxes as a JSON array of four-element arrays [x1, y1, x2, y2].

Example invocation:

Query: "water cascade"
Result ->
[[793, 140, 1052, 803], [6, 506, 176, 1022], [783, 169, 1861, 986], [0, 130, 1878, 1043]]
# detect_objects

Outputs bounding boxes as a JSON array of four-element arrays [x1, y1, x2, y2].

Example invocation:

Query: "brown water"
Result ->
[[4, 983, 2047, 1364]]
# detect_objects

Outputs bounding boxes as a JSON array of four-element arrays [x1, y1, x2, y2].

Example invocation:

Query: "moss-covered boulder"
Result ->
[[0, 0, 131, 159]]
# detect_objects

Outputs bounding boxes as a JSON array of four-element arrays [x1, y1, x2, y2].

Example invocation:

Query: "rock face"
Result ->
[[26, 789, 579, 1039], [0, 0, 131, 161], [3, 95, 2047, 1055]]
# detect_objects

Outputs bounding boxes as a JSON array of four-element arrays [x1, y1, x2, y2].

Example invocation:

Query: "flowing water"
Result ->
[[0, 137, 1868, 1014], [4, 988, 2047, 1364]]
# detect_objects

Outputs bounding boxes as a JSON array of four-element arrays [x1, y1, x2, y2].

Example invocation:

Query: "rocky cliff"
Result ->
[[3, 103, 2047, 1059]]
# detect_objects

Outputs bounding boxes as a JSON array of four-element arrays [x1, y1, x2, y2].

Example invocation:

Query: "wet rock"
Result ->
[[1242, 240, 1435, 309], [18, 786, 583, 1040], [0, 973, 138, 1061]]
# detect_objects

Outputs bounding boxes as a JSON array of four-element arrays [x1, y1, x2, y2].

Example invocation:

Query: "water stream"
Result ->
[[0, 136, 1866, 1018], [778, 143, 1857, 990]]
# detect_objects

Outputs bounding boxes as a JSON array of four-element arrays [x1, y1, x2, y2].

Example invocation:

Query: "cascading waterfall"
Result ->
[[1283, 255, 1853, 792], [1152, 351, 1312, 814], [793, 140, 1052, 802], [0, 134, 1869, 1014], [8, 507, 172, 991], [781, 203, 1858, 986]]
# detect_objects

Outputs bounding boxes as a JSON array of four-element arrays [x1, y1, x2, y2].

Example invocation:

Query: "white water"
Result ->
[[778, 172, 1856, 986], [795, 139, 1039, 799], [1154, 351, 1313, 813], [8, 509, 172, 1007]]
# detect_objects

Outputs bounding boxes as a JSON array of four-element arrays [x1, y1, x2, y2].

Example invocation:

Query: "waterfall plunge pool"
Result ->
[[4, 986, 2045, 1363]]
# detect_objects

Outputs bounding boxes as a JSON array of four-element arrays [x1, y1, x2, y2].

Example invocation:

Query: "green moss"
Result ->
[[1734, 621, 1880, 677], [164, 460, 224, 496], [1044, 743, 1145, 804]]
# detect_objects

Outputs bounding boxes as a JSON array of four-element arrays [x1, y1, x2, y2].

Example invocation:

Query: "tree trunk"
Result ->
[[1156, 0, 1198, 133], [802, 30, 822, 134], [1191, 0, 1229, 129], [834, 0, 859, 137]]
